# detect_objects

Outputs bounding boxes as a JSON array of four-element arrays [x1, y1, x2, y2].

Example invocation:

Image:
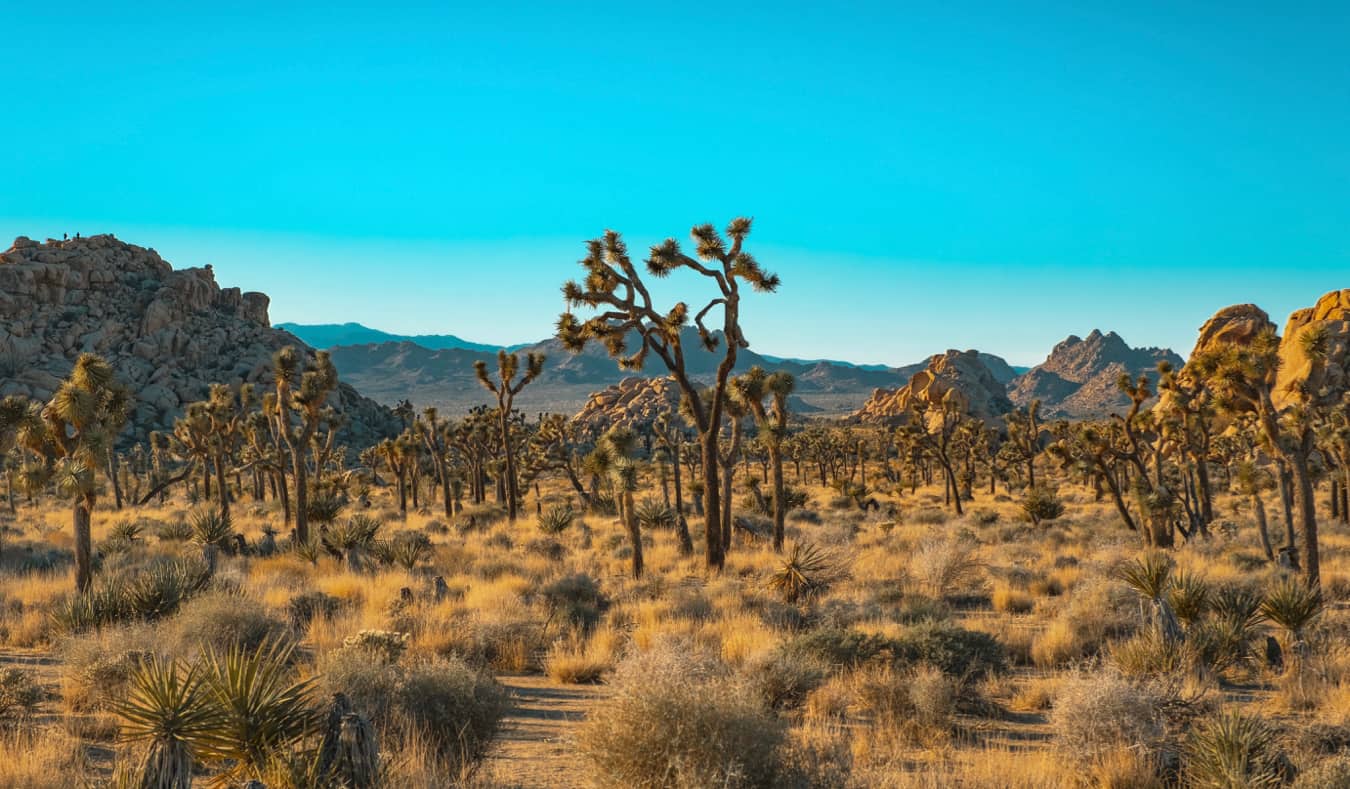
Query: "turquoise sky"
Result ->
[[3, 1, 1346, 366]]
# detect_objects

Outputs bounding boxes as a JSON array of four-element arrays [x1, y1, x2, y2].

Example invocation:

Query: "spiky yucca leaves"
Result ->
[[324, 514, 382, 554], [1168, 571, 1212, 627], [1260, 576, 1322, 663], [189, 507, 235, 551], [537, 503, 576, 535], [633, 498, 676, 531], [202, 640, 318, 782], [769, 542, 844, 604], [1184, 711, 1287, 789], [113, 657, 224, 789], [1195, 585, 1268, 672], [109, 519, 146, 543], [380, 531, 432, 571], [1117, 552, 1183, 643]]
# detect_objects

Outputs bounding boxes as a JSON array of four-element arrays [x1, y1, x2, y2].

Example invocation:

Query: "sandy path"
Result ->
[[482, 675, 607, 789]]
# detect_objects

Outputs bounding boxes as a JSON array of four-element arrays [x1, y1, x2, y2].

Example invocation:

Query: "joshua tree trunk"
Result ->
[[1277, 462, 1297, 557], [107, 447, 123, 510], [670, 440, 693, 555], [499, 408, 520, 522], [214, 450, 230, 522], [293, 452, 310, 544], [74, 496, 93, 593], [701, 434, 722, 569], [1252, 492, 1275, 561], [277, 467, 291, 525], [624, 488, 642, 579], [1288, 454, 1320, 587], [770, 443, 787, 552]]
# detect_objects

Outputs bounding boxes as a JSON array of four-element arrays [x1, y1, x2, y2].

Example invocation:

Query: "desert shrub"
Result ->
[[1020, 485, 1065, 524], [891, 620, 1007, 677], [992, 582, 1035, 614], [1168, 571, 1212, 626], [540, 573, 607, 632], [1051, 671, 1165, 766], [163, 592, 292, 657], [909, 508, 948, 525], [305, 492, 346, 525], [0, 668, 43, 722], [1111, 628, 1196, 678], [850, 662, 955, 740], [909, 537, 982, 599], [1293, 754, 1350, 789], [546, 635, 612, 684], [524, 537, 566, 561], [1184, 711, 1289, 788], [633, 499, 676, 530], [323, 513, 382, 554], [576, 642, 788, 788], [343, 629, 410, 663], [382, 530, 432, 570], [743, 648, 828, 710], [285, 590, 342, 629], [320, 647, 506, 767], [785, 628, 896, 669], [396, 658, 507, 765], [124, 556, 212, 621], [59, 624, 154, 712]]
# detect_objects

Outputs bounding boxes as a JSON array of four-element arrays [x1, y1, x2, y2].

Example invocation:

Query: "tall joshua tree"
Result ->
[[557, 218, 779, 570], [474, 351, 545, 522], [1192, 328, 1325, 587], [22, 355, 129, 592], [272, 346, 338, 544], [731, 366, 795, 551]]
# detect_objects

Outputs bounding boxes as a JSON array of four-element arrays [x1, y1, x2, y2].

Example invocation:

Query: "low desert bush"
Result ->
[[162, 591, 292, 657], [576, 640, 788, 788], [0, 668, 43, 722], [1051, 671, 1165, 767]]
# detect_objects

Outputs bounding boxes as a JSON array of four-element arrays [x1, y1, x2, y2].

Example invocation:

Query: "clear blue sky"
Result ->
[[3, 1, 1346, 366]]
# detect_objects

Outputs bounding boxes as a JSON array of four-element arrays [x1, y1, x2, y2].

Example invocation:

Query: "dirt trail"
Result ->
[[482, 675, 607, 789]]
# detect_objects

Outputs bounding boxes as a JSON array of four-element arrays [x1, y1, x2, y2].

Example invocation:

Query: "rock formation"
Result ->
[[1009, 330, 1182, 419], [571, 376, 684, 433], [852, 349, 1012, 424], [1275, 290, 1350, 410], [0, 235, 399, 447]]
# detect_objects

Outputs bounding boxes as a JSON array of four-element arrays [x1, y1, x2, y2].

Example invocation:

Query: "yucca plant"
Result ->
[[1184, 711, 1286, 789], [110, 519, 145, 543], [127, 558, 212, 621], [769, 542, 844, 604], [1168, 570, 1212, 627], [1202, 585, 1267, 672], [1117, 551, 1182, 642], [292, 537, 323, 566], [113, 656, 224, 789], [305, 493, 346, 527], [324, 514, 382, 554], [633, 498, 676, 531], [189, 508, 235, 552], [1260, 576, 1322, 664], [201, 640, 318, 781], [385, 531, 431, 571], [537, 503, 575, 535]]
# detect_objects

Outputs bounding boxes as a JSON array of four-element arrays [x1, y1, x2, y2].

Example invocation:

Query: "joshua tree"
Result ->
[[590, 427, 644, 578], [474, 351, 545, 522], [272, 346, 339, 544], [557, 218, 779, 570], [418, 407, 456, 517], [0, 396, 31, 514], [905, 395, 968, 515], [731, 366, 796, 551], [1233, 459, 1276, 561], [1191, 328, 1325, 587], [1003, 400, 1042, 488], [21, 354, 130, 591], [652, 412, 695, 555]]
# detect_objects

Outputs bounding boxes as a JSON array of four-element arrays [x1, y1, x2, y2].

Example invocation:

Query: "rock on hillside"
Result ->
[[1275, 289, 1350, 410], [571, 377, 684, 433], [0, 235, 399, 447], [1009, 330, 1182, 418], [852, 349, 1012, 424]]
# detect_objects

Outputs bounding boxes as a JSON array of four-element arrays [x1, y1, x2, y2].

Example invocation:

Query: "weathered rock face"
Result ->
[[1009, 330, 1182, 419], [1275, 289, 1350, 410], [0, 234, 399, 447], [572, 376, 683, 433], [852, 349, 1012, 424], [1188, 304, 1275, 359]]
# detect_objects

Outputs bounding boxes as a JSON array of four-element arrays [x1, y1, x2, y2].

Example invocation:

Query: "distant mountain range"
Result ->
[[275, 322, 528, 353], [279, 321, 1174, 420]]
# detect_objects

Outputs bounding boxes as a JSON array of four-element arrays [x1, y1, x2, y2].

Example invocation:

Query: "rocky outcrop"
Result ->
[[572, 376, 683, 433], [1274, 289, 1350, 410], [852, 349, 1012, 424], [1188, 304, 1275, 359], [0, 235, 399, 447], [1009, 330, 1182, 419]]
